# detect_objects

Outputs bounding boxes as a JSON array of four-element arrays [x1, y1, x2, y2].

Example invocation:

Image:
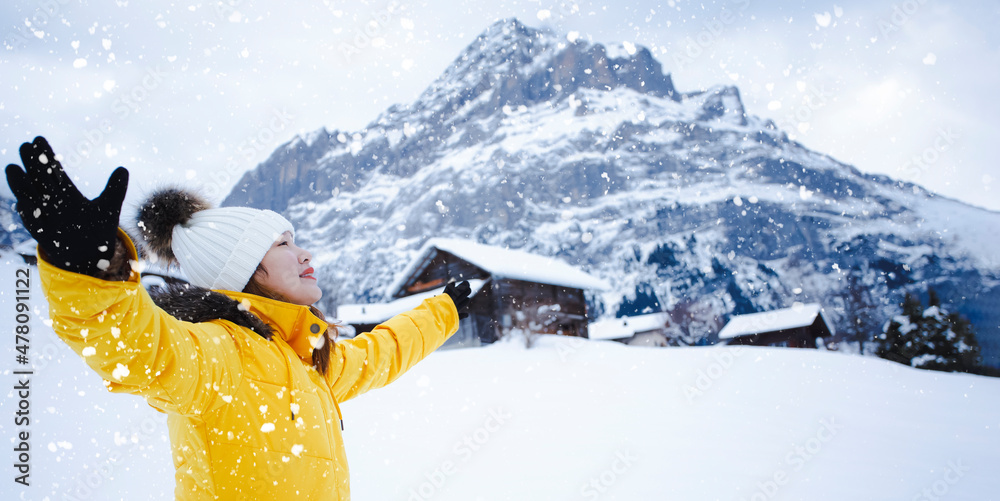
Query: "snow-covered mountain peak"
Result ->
[[686, 85, 748, 126], [222, 18, 1000, 367], [406, 17, 678, 127], [444, 17, 557, 77]]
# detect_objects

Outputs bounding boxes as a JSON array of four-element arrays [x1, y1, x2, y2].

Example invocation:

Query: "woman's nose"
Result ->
[[300, 249, 312, 263]]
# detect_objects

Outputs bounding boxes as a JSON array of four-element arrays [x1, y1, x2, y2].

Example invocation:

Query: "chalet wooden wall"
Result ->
[[390, 248, 595, 345], [492, 279, 589, 339]]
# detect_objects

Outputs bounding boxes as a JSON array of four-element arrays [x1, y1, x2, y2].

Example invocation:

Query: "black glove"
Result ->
[[443, 280, 472, 320], [5, 136, 129, 274]]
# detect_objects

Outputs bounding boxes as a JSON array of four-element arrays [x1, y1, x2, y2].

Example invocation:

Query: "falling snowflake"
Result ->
[[112, 363, 130, 381]]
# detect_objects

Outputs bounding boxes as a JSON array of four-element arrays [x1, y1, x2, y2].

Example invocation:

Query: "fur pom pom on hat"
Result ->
[[135, 188, 294, 292]]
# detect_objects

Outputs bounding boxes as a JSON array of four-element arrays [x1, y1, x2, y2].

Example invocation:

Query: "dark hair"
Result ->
[[243, 263, 336, 376]]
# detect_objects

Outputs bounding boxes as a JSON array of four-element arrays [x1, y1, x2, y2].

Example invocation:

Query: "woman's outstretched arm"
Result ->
[[8, 137, 245, 417], [325, 286, 467, 402]]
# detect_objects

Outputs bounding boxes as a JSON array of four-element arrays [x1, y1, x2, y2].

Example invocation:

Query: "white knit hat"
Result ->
[[135, 188, 294, 291]]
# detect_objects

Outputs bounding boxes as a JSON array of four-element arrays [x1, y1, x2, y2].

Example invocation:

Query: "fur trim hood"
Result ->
[[149, 282, 274, 340]]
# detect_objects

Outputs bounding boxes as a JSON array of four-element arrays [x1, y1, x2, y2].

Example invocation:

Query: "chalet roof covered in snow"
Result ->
[[588, 312, 669, 341], [386, 238, 610, 297], [718, 303, 835, 340]]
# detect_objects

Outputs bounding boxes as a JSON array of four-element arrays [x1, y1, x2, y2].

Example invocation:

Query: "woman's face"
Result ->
[[252, 231, 323, 305]]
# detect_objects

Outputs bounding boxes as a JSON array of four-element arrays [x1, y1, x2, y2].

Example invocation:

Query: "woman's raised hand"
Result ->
[[443, 280, 472, 319], [5, 136, 129, 274]]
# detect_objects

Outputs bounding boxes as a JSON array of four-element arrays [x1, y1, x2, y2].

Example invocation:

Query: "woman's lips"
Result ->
[[300, 267, 316, 280]]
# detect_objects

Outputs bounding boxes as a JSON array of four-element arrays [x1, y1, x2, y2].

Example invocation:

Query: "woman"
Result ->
[[6, 136, 471, 500]]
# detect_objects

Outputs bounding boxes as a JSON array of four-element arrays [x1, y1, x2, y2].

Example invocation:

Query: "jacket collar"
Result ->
[[220, 290, 329, 361]]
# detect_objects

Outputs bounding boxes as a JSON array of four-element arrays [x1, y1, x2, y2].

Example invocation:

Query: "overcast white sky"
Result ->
[[2, 1, 998, 213]]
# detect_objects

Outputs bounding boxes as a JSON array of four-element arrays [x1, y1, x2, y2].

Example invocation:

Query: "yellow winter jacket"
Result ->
[[38, 230, 459, 500]]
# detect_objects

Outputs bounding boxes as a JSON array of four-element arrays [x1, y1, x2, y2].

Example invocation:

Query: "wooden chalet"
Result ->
[[718, 303, 834, 348], [337, 238, 610, 348], [588, 312, 670, 347]]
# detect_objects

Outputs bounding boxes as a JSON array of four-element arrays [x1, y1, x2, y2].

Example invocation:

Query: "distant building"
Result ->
[[136, 261, 193, 290], [588, 312, 670, 347], [337, 238, 609, 348], [718, 303, 834, 348]]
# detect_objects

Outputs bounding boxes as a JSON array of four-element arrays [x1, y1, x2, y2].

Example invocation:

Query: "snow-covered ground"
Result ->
[[1, 254, 998, 500]]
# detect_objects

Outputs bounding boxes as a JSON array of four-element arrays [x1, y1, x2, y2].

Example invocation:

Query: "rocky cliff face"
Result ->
[[222, 18, 1000, 366], [223, 18, 680, 212]]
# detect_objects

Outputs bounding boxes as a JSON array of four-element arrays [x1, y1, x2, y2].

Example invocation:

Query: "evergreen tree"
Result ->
[[876, 287, 983, 373], [876, 293, 922, 366], [841, 265, 887, 353]]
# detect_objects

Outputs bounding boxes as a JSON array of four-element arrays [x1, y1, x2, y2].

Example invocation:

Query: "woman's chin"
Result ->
[[303, 285, 323, 305]]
